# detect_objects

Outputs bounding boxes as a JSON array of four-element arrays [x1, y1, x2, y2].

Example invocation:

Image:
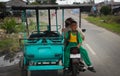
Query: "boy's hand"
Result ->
[[77, 43, 81, 48], [62, 28, 65, 32], [82, 36, 85, 41]]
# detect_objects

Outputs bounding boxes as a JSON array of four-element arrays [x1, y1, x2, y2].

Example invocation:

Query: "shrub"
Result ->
[[0, 17, 17, 34], [100, 6, 111, 15], [0, 17, 24, 33]]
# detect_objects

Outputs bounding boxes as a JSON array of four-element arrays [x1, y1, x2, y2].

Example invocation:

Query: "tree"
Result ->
[[51, 0, 56, 4], [30, 1, 40, 5], [35, 0, 56, 4], [100, 6, 111, 15]]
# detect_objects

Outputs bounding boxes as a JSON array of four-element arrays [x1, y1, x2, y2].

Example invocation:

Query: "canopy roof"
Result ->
[[12, 4, 92, 12]]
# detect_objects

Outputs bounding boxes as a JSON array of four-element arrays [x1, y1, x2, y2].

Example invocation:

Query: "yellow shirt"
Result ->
[[69, 33, 77, 42], [65, 31, 82, 44]]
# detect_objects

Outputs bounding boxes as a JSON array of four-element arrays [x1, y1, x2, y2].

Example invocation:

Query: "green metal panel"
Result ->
[[55, 9, 58, 32], [28, 65, 64, 70], [62, 9, 64, 28]]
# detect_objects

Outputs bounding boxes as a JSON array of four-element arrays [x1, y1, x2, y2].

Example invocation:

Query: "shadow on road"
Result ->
[[0, 64, 63, 76], [0, 64, 20, 76]]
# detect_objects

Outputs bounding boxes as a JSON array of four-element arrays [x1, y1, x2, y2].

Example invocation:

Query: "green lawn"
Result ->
[[85, 16, 120, 35]]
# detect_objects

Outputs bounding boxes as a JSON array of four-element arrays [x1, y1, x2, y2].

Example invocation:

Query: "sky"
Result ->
[[0, 0, 120, 3]]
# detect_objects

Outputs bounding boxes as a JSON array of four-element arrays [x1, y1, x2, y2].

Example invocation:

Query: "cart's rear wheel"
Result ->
[[63, 71, 67, 76], [19, 57, 30, 76], [28, 70, 31, 76], [21, 69, 31, 76], [21, 69, 27, 76]]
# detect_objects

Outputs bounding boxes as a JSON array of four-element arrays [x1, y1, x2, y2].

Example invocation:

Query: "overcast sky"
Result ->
[[0, 0, 120, 3]]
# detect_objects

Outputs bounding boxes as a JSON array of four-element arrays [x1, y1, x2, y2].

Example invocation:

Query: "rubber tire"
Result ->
[[21, 69, 28, 76], [72, 64, 78, 76]]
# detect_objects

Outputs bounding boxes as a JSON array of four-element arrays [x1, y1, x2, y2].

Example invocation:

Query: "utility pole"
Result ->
[[93, 0, 95, 4], [90, 0, 94, 4]]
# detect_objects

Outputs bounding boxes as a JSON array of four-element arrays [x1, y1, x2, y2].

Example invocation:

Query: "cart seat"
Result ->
[[29, 31, 60, 38]]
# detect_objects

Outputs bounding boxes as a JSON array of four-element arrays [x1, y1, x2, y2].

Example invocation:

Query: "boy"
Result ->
[[64, 20, 96, 73], [62, 17, 85, 40]]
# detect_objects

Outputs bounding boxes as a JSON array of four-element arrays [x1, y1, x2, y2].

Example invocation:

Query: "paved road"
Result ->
[[1, 9, 120, 76], [81, 19, 120, 76], [0, 64, 20, 76]]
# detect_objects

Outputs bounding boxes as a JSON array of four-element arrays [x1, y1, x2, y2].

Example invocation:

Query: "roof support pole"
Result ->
[[21, 10, 27, 43], [48, 9, 51, 31], [61, 9, 65, 37], [36, 9, 40, 33], [62, 9, 64, 28], [79, 8, 81, 28], [55, 9, 58, 32], [21, 10, 28, 34]]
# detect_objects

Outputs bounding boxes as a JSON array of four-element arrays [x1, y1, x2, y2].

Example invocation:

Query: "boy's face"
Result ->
[[70, 23, 77, 31]]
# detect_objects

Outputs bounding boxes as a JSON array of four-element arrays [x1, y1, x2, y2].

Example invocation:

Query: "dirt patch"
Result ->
[[81, 14, 88, 18]]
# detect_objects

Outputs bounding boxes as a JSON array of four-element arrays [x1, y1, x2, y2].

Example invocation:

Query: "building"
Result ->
[[56, 0, 67, 5], [95, 1, 120, 15], [56, 0, 80, 5]]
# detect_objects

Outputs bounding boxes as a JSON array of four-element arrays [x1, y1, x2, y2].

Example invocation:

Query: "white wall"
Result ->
[[56, 0, 75, 5], [66, 0, 75, 4], [56, 0, 67, 5]]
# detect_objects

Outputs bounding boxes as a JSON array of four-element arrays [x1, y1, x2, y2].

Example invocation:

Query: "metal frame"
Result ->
[[12, 4, 92, 10], [12, 4, 92, 28], [13, 5, 92, 72]]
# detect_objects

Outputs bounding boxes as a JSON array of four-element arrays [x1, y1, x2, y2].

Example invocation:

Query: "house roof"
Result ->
[[0, 2, 6, 9], [95, 1, 120, 6], [112, 2, 120, 6], [6, 0, 26, 7]]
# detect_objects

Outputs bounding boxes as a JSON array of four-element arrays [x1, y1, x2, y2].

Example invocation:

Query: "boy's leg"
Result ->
[[80, 46, 92, 66], [80, 46, 96, 72], [64, 47, 70, 68]]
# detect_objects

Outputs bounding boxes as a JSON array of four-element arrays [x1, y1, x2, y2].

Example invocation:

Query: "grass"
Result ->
[[85, 15, 120, 35], [0, 37, 20, 57]]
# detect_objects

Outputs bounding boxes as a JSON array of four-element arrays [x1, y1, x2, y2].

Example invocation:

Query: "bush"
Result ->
[[100, 15, 120, 24], [0, 17, 17, 34], [100, 6, 111, 15], [112, 16, 120, 24], [0, 36, 20, 57], [30, 2, 40, 5], [0, 17, 24, 33]]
